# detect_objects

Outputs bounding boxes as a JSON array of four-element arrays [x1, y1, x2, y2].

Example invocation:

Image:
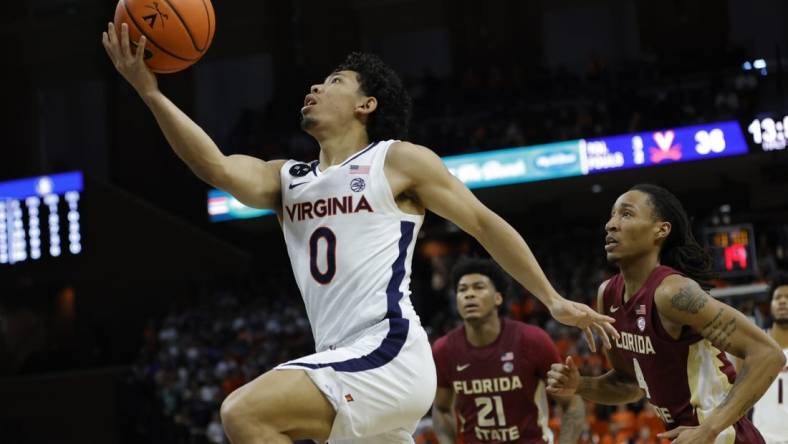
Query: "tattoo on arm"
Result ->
[[700, 308, 737, 351], [670, 285, 708, 313], [670, 286, 738, 351], [578, 371, 644, 405]]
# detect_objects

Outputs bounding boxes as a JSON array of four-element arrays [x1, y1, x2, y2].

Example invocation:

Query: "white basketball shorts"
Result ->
[[277, 318, 436, 443]]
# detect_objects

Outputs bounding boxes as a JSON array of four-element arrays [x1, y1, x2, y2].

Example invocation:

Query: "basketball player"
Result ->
[[432, 258, 585, 444], [546, 184, 785, 444], [102, 24, 618, 444], [751, 272, 788, 444]]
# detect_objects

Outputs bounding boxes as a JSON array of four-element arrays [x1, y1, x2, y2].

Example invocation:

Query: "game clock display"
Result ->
[[703, 224, 757, 277], [747, 114, 788, 152]]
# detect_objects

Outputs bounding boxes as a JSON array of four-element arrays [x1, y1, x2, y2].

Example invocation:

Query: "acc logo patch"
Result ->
[[502, 362, 514, 373], [637, 316, 646, 332], [289, 163, 312, 177], [350, 178, 365, 192]]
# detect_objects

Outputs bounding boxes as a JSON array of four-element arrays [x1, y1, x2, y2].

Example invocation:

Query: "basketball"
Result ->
[[113, 0, 215, 73]]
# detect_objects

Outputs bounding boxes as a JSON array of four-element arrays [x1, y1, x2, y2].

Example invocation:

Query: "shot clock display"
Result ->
[[0, 171, 83, 266], [747, 114, 788, 152], [703, 224, 757, 277]]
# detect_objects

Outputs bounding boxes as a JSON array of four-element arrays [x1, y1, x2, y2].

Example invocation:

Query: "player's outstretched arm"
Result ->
[[386, 142, 618, 350], [653, 276, 786, 443], [431, 387, 456, 444], [101, 23, 284, 210]]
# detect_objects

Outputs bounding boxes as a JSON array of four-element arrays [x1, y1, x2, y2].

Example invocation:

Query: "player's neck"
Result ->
[[771, 323, 788, 348], [619, 254, 660, 302], [316, 127, 370, 169], [464, 316, 502, 347]]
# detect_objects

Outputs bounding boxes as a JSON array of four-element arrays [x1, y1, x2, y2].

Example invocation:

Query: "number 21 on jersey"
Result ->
[[475, 396, 506, 427]]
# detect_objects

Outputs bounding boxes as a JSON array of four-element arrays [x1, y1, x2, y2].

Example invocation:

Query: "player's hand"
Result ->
[[546, 357, 580, 397], [657, 425, 716, 444], [548, 299, 618, 352], [102, 22, 158, 95]]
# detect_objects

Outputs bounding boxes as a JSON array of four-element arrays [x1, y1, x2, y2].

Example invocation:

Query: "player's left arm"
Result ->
[[653, 275, 786, 442], [548, 393, 585, 444], [530, 326, 585, 444], [431, 337, 457, 444], [432, 387, 456, 444], [386, 142, 617, 350]]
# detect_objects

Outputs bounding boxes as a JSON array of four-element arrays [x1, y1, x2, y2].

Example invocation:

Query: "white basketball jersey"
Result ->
[[280, 140, 424, 352], [752, 346, 788, 444]]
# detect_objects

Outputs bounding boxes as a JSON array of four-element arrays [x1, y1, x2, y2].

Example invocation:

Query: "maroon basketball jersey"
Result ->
[[603, 265, 763, 443], [432, 318, 560, 443]]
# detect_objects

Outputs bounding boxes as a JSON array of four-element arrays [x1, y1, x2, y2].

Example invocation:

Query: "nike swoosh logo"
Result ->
[[610, 305, 620, 313], [456, 364, 471, 372], [289, 182, 308, 189]]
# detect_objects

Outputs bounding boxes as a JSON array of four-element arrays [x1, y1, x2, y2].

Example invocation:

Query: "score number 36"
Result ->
[[695, 129, 727, 155]]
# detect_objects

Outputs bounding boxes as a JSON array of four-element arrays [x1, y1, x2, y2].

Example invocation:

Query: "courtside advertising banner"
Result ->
[[442, 141, 585, 189]]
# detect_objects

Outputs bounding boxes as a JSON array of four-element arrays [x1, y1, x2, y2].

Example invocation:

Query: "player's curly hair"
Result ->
[[630, 184, 716, 290], [770, 271, 788, 299], [335, 52, 412, 142], [450, 257, 509, 294]]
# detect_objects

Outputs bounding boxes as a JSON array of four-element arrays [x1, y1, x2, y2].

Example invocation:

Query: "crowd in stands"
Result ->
[[229, 51, 764, 163], [123, 272, 315, 443]]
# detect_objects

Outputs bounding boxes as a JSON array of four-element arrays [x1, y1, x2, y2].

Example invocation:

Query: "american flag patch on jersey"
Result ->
[[350, 164, 370, 174], [636, 304, 646, 315], [501, 352, 514, 361]]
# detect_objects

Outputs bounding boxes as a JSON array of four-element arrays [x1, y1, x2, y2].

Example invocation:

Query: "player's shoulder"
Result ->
[[598, 278, 612, 294], [433, 325, 465, 351], [595, 278, 613, 311], [432, 327, 466, 368], [432, 334, 449, 352], [386, 141, 441, 170], [388, 140, 428, 154], [653, 274, 699, 306], [508, 319, 552, 343]]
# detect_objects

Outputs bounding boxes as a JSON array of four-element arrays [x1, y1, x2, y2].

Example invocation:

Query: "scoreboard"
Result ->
[[207, 115, 786, 223], [0, 171, 83, 266], [703, 224, 757, 277]]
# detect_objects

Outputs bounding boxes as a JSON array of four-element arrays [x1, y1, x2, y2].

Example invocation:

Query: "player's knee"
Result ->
[[220, 389, 281, 437], [219, 393, 241, 434], [220, 391, 258, 436]]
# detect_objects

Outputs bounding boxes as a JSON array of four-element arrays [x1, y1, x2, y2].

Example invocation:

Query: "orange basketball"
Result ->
[[114, 0, 215, 73]]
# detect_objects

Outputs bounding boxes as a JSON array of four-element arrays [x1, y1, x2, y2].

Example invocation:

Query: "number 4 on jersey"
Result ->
[[633, 358, 674, 424]]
